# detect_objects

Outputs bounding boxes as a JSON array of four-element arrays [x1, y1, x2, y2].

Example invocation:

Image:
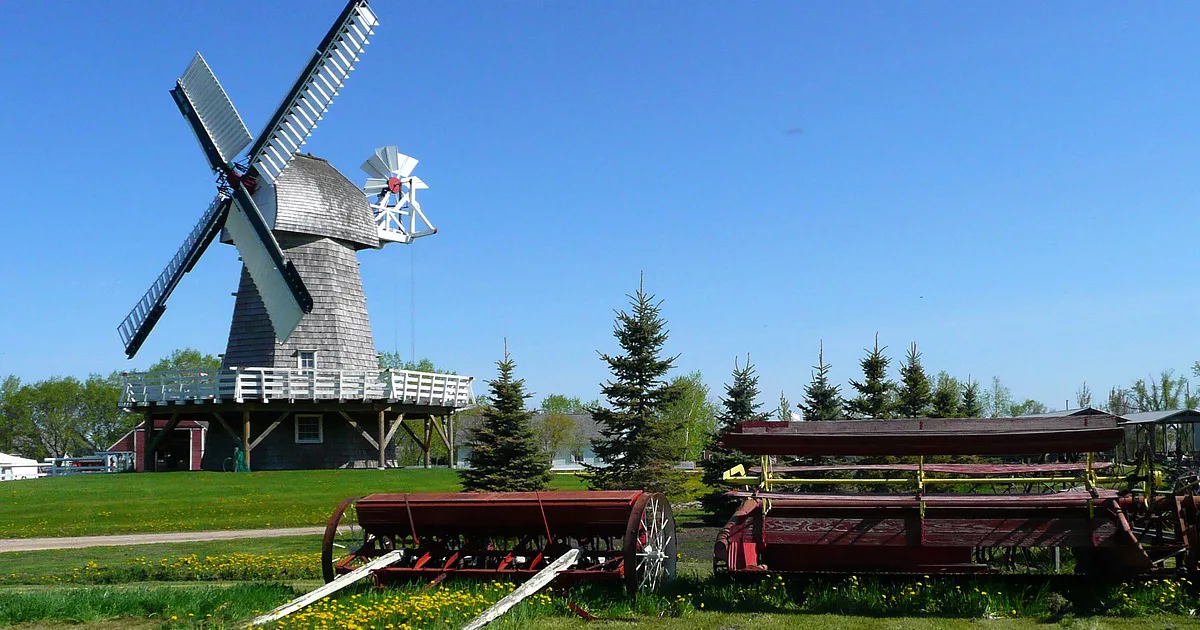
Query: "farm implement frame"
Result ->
[[714, 414, 1200, 576]]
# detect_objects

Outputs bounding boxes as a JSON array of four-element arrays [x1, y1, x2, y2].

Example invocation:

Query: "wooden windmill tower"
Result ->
[[116, 0, 470, 472]]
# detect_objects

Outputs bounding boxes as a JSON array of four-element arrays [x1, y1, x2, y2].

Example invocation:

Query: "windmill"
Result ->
[[116, 0, 467, 474], [117, 0, 381, 360]]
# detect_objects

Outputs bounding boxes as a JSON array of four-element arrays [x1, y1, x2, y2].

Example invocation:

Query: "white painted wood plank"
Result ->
[[461, 549, 579, 630], [247, 549, 402, 626]]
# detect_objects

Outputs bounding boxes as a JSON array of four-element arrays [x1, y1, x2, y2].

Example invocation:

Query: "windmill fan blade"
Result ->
[[117, 195, 232, 358], [392, 152, 418, 178], [361, 146, 418, 179], [249, 0, 380, 184], [225, 185, 313, 341], [176, 54, 252, 166], [360, 151, 391, 180], [408, 175, 428, 190], [362, 177, 390, 192]]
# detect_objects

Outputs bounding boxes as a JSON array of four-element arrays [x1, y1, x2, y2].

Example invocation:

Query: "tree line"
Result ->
[[458, 279, 1200, 499], [0, 349, 221, 460]]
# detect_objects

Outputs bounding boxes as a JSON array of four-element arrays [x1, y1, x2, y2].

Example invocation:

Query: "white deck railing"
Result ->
[[121, 368, 475, 408]]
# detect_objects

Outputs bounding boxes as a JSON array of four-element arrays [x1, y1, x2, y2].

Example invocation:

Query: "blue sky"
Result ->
[[0, 1, 1197, 411]]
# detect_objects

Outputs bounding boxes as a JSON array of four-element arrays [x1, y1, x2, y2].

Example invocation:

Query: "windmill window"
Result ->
[[295, 414, 323, 444], [299, 351, 316, 371]]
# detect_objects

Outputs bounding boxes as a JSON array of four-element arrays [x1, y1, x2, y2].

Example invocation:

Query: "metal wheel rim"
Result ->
[[624, 492, 676, 595], [321, 496, 363, 583]]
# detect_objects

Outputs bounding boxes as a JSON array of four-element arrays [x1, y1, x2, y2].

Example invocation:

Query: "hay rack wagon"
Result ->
[[715, 414, 1200, 576]]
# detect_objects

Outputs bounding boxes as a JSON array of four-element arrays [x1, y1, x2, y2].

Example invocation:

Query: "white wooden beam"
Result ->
[[247, 549, 402, 626], [461, 549, 579, 630]]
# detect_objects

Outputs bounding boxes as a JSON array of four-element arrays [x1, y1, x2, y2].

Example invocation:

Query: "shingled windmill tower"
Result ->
[[116, 0, 470, 472]]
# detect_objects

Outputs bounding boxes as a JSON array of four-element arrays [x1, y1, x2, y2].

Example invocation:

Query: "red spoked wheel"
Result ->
[[623, 492, 677, 596], [321, 496, 365, 583]]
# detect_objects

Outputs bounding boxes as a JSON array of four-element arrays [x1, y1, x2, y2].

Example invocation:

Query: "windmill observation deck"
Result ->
[[120, 367, 475, 408]]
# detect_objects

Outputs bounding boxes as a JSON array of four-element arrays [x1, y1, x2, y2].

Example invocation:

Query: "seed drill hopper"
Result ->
[[715, 414, 1200, 576], [323, 490, 677, 594]]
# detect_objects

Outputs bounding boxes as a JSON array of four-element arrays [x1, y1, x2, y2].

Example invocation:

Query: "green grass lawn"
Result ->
[[0, 469, 586, 538]]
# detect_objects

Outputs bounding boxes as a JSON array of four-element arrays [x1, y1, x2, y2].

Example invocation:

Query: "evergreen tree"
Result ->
[[845, 333, 894, 419], [459, 343, 551, 492], [799, 341, 843, 421], [587, 280, 684, 495], [930, 371, 961, 418], [700, 356, 768, 517], [777, 390, 792, 421], [895, 342, 932, 418], [960, 377, 984, 417]]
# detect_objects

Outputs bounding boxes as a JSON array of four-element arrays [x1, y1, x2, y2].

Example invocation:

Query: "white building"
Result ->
[[0, 452, 41, 481]]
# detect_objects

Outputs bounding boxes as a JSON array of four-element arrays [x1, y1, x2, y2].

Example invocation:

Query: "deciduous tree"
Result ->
[[149, 348, 221, 372], [661, 371, 717, 461]]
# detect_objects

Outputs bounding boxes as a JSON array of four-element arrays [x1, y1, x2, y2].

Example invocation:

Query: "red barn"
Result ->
[[108, 419, 206, 472]]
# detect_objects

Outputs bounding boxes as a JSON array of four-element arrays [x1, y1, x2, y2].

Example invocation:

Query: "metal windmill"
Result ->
[[117, 0, 434, 368]]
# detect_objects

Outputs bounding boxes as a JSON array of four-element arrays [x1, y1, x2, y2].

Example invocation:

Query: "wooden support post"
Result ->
[[448, 413, 456, 467], [141, 411, 154, 473], [378, 409, 387, 469], [399, 419, 422, 447], [383, 413, 405, 447], [243, 411, 252, 472], [423, 416, 433, 468], [145, 411, 181, 473], [431, 415, 452, 454]]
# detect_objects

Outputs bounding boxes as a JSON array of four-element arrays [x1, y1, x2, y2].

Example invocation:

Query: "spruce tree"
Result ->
[[845, 333, 894, 419], [961, 377, 984, 417], [895, 342, 932, 418], [799, 341, 843, 421], [777, 390, 792, 421], [587, 280, 684, 495], [459, 343, 551, 492], [700, 356, 768, 518], [930, 372, 961, 418]]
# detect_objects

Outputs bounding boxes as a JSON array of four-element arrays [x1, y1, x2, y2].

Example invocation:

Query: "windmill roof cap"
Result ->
[[272, 154, 379, 249]]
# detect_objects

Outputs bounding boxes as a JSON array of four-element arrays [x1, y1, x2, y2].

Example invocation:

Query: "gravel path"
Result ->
[[0, 527, 326, 553]]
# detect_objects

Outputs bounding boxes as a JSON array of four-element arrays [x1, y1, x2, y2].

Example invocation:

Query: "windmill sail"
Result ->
[[248, 0, 379, 183], [118, 195, 232, 358], [226, 184, 313, 340], [175, 54, 252, 167]]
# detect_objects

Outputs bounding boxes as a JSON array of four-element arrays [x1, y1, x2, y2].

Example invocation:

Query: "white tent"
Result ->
[[0, 452, 41, 481]]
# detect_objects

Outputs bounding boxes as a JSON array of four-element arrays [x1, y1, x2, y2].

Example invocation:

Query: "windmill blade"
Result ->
[[225, 183, 314, 340], [361, 145, 417, 179], [118, 195, 232, 358], [362, 177, 390, 194], [174, 54, 252, 168], [248, 0, 379, 183]]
